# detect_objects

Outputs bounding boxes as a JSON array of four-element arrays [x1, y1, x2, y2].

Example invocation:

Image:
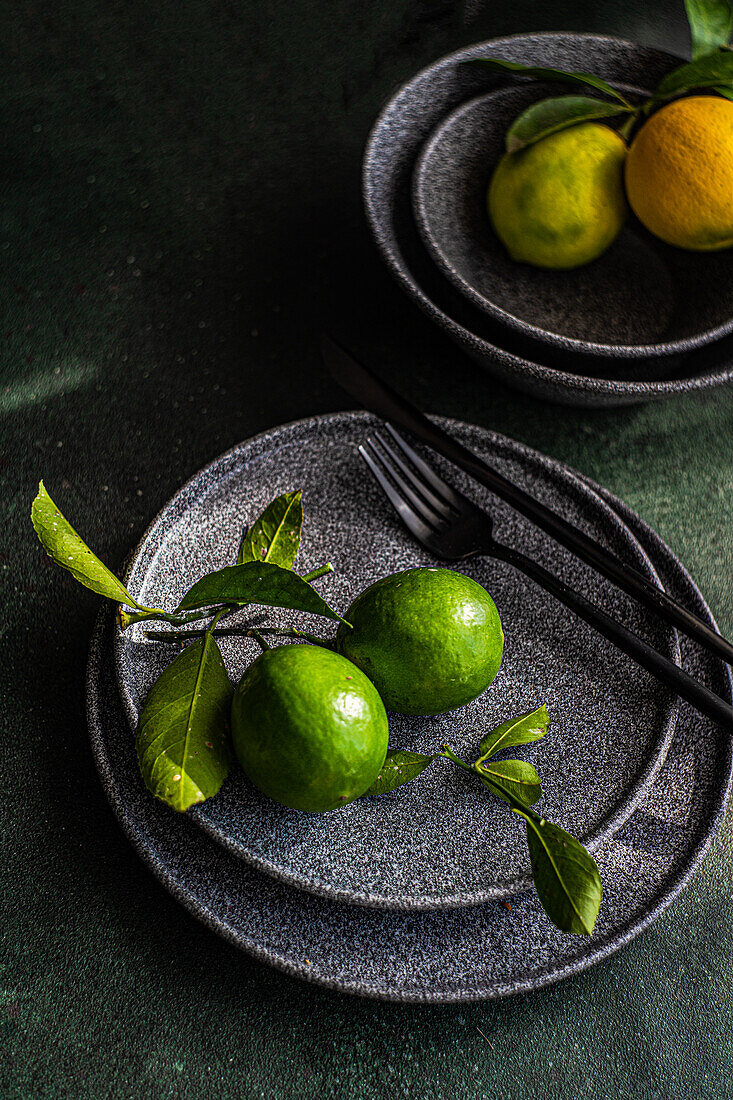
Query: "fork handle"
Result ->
[[493, 542, 733, 731]]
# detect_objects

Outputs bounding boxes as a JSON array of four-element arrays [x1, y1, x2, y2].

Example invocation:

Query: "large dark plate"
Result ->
[[363, 33, 733, 405], [87, 431, 733, 1002], [113, 414, 676, 910]]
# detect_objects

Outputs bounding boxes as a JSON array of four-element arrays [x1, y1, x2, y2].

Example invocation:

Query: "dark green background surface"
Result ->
[[2, 2, 732, 1096]]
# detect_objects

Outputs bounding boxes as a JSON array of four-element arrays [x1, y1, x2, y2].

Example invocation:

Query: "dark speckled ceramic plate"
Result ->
[[87, 452, 733, 1003], [412, 85, 733, 360], [114, 414, 678, 910], [363, 32, 733, 405]]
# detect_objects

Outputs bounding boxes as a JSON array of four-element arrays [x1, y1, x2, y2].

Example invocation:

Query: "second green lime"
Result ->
[[336, 567, 504, 715]]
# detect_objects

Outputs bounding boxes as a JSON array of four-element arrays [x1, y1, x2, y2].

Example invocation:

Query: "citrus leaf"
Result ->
[[684, 0, 733, 60], [523, 816, 602, 935], [237, 489, 303, 568], [504, 95, 630, 152], [176, 560, 346, 623], [479, 772, 601, 934], [653, 50, 733, 99], [478, 705, 550, 761], [364, 750, 439, 796], [464, 57, 631, 105], [136, 630, 233, 812], [477, 760, 542, 806], [714, 83, 733, 97], [31, 481, 143, 608]]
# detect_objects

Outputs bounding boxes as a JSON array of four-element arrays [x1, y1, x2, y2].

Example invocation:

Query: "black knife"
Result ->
[[321, 333, 733, 667]]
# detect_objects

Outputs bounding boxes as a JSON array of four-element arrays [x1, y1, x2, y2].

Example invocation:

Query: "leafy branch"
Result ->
[[31, 484, 343, 812], [31, 483, 340, 631], [463, 1, 733, 151], [364, 706, 602, 936]]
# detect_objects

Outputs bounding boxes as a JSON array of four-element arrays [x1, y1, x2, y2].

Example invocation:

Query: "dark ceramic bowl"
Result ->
[[363, 32, 733, 406], [413, 84, 733, 360]]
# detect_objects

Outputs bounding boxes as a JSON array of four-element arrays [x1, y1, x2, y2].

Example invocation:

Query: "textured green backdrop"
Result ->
[[2, 2, 732, 1096]]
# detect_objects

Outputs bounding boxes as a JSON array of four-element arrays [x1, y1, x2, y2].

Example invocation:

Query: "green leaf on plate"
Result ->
[[652, 49, 733, 99], [31, 481, 143, 609], [479, 772, 601, 934], [364, 750, 439, 796], [176, 560, 346, 623], [464, 57, 631, 105], [478, 705, 550, 761], [505, 95, 630, 152], [237, 489, 303, 568], [523, 815, 602, 935], [684, 0, 733, 60], [136, 628, 233, 812], [477, 759, 543, 806]]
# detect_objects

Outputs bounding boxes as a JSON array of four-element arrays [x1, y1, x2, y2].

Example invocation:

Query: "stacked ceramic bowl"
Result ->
[[363, 32, 733, 406]]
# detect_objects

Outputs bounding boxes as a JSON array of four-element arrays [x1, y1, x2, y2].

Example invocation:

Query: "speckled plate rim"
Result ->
[[86, 457, 733, 1003], [111, 412, 680, 910], [411, 86, 733, 360], [363, 32, 733, 403]]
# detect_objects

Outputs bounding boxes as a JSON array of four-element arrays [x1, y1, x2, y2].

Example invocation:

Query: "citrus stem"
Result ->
[[144, 625, 336, 649], [439, 744, 473, 773], [118, 605, 227, 630], [250, 630, 271, 653], [118, 565, 333, 631], [302, 563, 334, 583]]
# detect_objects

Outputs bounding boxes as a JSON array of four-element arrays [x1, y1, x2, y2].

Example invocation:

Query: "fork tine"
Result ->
[[384, 423, 466, 511], [372, 431, 454, 519], [358, 443, 439, 547], [363, 438, 447, 529]]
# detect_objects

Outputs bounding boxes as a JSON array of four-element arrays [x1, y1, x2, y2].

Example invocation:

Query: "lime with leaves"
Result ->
[[336, 567, 504, 716], [231, 644, 388, 812]]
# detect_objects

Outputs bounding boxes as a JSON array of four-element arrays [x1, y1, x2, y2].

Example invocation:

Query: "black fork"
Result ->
[[360, 425, 733, 731]]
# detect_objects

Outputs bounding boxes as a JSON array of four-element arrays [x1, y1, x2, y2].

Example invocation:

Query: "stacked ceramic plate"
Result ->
[[363, 33, 733, 406], [87, 413, 732, 1001]]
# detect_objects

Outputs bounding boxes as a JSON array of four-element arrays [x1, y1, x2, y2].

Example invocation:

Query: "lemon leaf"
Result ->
[[505, 96, 631, 153], [653, 49, 733, 99], [477, 760, 543, 806], [478, 705, 550, 761], [464, 57, 631, 106], [684, 0, 733, 60], [479, 775, 602, 935]]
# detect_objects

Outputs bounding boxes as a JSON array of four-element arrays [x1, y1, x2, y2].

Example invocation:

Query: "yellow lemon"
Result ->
[[488, 123, 628, 269], [625, 95, 733, 251]]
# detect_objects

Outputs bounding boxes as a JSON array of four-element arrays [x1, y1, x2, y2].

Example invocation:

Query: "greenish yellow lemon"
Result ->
[[488, 122, 628, 269]]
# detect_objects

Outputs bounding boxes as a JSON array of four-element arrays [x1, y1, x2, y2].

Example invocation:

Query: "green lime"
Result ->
[[230, 644, 388, 813], [488, 122, 628, 269], [336, 567, 504, 716]]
